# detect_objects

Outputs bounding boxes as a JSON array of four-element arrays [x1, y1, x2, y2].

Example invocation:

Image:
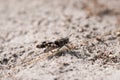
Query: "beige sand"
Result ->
[[0, 0, 120, 80]]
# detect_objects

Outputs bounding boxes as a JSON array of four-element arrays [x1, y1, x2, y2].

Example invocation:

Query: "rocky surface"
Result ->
[[0, 0, 120, 80]]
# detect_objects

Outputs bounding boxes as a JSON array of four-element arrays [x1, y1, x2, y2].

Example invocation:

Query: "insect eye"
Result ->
[[54, 41, 59, 45]]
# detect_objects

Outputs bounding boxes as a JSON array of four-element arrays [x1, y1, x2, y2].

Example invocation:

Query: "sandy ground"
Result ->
[[0, 0, 120, 80]]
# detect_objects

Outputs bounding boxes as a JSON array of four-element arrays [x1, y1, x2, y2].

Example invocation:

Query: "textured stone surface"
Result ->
[[0, 0, 120, 80]]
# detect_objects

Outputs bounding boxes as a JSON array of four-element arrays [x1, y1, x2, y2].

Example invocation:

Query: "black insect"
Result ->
[[36, 37, 69, 52]]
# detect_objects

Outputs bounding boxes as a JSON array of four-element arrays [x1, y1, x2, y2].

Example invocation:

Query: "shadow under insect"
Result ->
[[47, 49, 81, 60]]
